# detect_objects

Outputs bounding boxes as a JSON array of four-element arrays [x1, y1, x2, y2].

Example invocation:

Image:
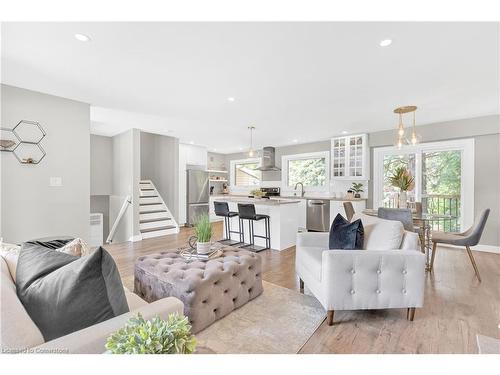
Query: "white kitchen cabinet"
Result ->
[[184, 144, 207, 166], [296, 199, 307, 230], [331, 134, 369, 180], [329, 200, 367, 227]]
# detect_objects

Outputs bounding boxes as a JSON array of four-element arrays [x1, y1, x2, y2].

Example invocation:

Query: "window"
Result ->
[[373, 139, 474, 232], [230, 158, 261, 187], [282, 151, 330, 192]]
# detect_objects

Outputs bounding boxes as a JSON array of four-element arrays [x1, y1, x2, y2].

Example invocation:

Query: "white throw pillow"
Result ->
[[57, 238, 94, 257], [0, 244, 21, 281], [0, 238, 94, 281], [352, 213, 404, 250]]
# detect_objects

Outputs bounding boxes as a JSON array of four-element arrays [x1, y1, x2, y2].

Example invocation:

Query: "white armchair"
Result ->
[[295, 213, 425, 325]]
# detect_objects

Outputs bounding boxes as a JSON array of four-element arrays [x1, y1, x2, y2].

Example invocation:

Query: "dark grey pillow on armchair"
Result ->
[[329, 213, 364, 250], [16, 242, 129, 341]]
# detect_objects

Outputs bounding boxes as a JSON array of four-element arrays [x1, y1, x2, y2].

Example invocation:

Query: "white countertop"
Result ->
[[210, 194, 367, 202], [211, 195, 301, 206], [279, 195, 367, 202]]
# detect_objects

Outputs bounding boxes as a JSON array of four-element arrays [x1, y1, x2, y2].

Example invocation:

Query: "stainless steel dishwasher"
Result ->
[[306, 199, 330, 232]]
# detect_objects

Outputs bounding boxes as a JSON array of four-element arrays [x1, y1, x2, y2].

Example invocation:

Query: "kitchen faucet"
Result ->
[[294, 182, 305, 197]]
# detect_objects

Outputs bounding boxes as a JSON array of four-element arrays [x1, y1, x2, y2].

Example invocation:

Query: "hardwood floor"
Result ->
[[104, 222, 500, 354]]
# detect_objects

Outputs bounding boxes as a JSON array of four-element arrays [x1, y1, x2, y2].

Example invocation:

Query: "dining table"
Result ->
[[362, 208, 457, 270]]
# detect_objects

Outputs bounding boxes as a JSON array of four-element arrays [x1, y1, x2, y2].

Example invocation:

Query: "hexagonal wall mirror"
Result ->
[[13, 120, 46, 144], [0, 128, 20, 151], [13, 142, 46, 164]]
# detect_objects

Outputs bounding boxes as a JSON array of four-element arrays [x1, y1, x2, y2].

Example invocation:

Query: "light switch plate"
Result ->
[[49, 177, 62, 187]]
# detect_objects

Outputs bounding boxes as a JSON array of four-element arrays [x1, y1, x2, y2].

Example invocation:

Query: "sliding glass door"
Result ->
[[422, 150, 462, 232], [373, 139, 474, 232]]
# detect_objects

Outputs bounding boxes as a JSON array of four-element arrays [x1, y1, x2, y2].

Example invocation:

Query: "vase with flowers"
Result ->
[[388, 167, 415, 208]]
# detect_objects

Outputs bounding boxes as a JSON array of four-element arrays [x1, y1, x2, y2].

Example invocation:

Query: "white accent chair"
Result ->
[[295, 213, 426, 325]]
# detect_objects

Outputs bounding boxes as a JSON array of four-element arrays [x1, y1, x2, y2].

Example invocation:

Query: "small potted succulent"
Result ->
[[105, 313, 197, 354], [351, 182, 364, 198], [192, 214, 212, 254], [249, 188, 265, 198], [389, 166, 415, 208]]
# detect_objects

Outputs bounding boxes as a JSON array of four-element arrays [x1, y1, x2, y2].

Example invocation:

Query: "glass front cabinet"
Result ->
[[331, 134, 369, 180]]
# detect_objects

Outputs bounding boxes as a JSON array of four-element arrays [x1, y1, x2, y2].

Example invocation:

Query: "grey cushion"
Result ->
[[16, 243, 129, 341], [134, 248, 263, 333]]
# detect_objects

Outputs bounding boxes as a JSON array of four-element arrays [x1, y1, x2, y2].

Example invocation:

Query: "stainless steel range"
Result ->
[[260, 187, 280, 197]]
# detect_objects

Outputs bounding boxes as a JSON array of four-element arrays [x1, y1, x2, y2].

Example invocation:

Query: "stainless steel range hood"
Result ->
[[256, 146, 281, 171]]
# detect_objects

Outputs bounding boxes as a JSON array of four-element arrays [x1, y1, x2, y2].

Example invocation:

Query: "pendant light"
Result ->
[[393, 106, 419, 149], [409, 110, 421, 145], [247, 126, 256, 157]]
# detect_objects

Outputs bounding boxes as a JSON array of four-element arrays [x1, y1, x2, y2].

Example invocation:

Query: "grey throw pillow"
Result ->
[[16, 242, 129, 341]]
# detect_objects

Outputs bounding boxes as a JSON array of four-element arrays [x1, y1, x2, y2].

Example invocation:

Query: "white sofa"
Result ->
[[295, 213, 426, 325], [0, 255, 184, 354]]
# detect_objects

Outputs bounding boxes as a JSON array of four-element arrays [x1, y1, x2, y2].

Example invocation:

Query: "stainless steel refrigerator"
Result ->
[[186, 169, 209, 226]]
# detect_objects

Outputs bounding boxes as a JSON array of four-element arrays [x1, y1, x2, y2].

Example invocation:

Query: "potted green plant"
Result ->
[[249, 188, 265, 198], [105, 313, 197, 354], [388, 166, 415, 208], [351, 182, 364, 198], [193, 213, 212, 254]]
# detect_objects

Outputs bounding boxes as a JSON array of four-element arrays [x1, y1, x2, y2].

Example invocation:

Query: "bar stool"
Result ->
[[214, 201, 243, 245], [237, 203, 270, 251]]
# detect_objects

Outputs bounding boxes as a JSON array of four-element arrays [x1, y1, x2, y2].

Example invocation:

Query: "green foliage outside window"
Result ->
[[288, 158, 326, 187]]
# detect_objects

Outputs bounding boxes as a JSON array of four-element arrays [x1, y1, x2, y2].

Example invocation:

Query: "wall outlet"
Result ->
[[49, 177, 62, 187]]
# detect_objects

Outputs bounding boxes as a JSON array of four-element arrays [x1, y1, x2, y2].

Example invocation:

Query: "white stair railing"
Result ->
[[106, 195, 132, 244]]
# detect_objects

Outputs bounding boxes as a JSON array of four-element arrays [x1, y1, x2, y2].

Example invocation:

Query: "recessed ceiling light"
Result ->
[[227, 97, 235, 102], [189, 141, 194, 145], [74, 33, 91, 42], [292, 139, 298, 143], [342, 130, 348, 134], [379, 39, 392, 47]]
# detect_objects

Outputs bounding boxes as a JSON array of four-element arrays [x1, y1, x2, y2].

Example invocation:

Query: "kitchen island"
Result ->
[[210, 196, 300, 251]]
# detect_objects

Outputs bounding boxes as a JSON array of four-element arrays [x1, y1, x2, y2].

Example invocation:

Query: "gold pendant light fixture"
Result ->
[[247, 125, 256, 157], [393, 105, 420, 149]]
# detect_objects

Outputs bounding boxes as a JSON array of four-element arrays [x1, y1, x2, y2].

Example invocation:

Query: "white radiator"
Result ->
[[89, 213, 104, 247]]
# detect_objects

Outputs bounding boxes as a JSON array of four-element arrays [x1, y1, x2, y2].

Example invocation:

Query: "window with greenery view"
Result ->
[[381, 149, 462, 232], [383, 154, 416, 206], [422, 150, 461, 232], [287, 157, 327, 187], [234, 161, 261, 186]]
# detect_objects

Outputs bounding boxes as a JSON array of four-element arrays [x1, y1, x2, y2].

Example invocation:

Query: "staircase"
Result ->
[[139, 180, 179, 239]]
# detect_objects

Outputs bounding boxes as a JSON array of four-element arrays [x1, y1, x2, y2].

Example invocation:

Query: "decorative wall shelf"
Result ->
[[0, 120, 47, 164], [0, 128, 19, 151], [13, 142, 46, 164]]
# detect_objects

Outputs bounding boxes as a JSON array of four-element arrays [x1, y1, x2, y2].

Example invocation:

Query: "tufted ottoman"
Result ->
[[134, 247, 263, 333]]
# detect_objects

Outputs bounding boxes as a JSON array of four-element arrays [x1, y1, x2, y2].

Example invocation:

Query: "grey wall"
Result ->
[[1, 85, 90, 243], [110, 129, 141, 243], [208, 152, 226, 171], [90, 134, 112, 195], [140, 131, 179, 221]]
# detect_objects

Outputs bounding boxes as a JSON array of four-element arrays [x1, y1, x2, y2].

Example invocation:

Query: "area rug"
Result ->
[[195, 281, 326, 354]]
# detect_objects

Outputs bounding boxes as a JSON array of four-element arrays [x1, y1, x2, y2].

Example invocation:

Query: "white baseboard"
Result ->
[[129, 234, 143, 242], [441, 243, 500, 254]]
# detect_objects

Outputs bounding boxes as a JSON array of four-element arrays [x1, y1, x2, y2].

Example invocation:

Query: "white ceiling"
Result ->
[[2, 22, 499, 153]]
